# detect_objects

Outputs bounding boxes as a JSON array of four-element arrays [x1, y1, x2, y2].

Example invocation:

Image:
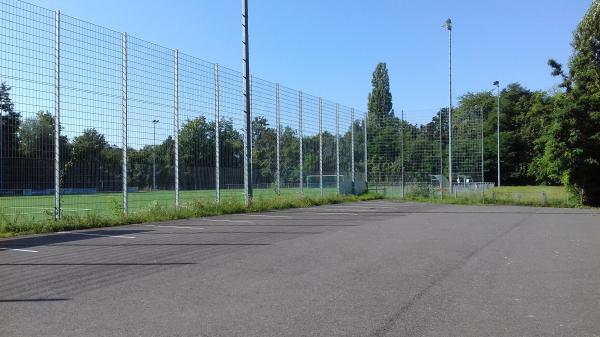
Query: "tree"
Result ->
[[366, 63, 399, 182], [0, 82, 20, 190], [367, 63, 393, 125], [64, 128, 110, 189], [178, 116, 216, 189], [455, 84, 556, 185], [519, 92, 556, 185], [280, 126, 300, 184], [252, 116, 277, 184], [543, 1, 600, 205], [19, 111, 69, 190]]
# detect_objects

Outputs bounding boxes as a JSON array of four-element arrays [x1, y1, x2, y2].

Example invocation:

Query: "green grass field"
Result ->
[[0, 190, 379, 237], [0, 187, 339, 222]]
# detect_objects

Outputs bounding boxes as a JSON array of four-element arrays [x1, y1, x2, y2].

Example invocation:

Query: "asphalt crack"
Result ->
[[368, 213, 533, 337]]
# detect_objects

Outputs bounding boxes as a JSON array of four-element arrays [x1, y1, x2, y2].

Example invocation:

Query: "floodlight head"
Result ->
[[152, 119, 159, 124], [444, 18, 452, 31], [493, 81, 500, 87]]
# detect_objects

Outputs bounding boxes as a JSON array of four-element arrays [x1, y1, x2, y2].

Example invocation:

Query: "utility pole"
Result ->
[[152, 119, 159, 191], [242, 0, 252, 205], [444, 18, 453, 194], [493, 80, 501, 187]]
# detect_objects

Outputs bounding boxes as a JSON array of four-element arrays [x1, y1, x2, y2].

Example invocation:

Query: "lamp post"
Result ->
[[152, 119, 159, 191], [444, 18, 453, 193], [493, 81, 500, 187]]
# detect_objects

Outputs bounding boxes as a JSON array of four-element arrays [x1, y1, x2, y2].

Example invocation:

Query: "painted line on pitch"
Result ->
[[0, 247, 39, 253], [245, 214, 291, 218], [335, 205, 407, 209], [322, 206, 407, 210], [57, 232, 136, 239], [145, 225, 204, 230], [321, 207, 380, 210], [201, 219, 253, 223]]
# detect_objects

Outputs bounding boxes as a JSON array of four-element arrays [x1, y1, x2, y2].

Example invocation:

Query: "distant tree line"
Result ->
[[0, 82, 359, 193], [366, 1, 600, 205]]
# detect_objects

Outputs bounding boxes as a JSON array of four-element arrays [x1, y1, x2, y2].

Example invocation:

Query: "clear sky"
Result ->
[[31, 0, 592, 114]]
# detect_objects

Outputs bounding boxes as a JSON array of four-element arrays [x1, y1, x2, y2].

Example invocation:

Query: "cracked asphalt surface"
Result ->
[[1, 200, 599, 337]]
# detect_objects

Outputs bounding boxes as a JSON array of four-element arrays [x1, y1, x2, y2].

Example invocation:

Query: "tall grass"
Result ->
[[0, 193, 382, 238], [394, 186, 579, 208]]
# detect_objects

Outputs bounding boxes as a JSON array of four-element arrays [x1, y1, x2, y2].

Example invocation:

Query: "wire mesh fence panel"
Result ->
[[366, 110, 402, 196], [127, 36, 175, 212], [0, 1, 55, 221], [321, 99, 337, 196], [217, 66, 244, 202], [278, 85, 300, 197], [366, 106, 485, 199], [401, 109, 443, 198], [1, 0, 370, 226], [338, 105, 353, 194], [354, 110, 366, 186], [178, 53, 216, 205], [250, 76, 277, 198], [301, 92, 320, 197], [452, 106, 484, 188], [59, 15, 123, 218]]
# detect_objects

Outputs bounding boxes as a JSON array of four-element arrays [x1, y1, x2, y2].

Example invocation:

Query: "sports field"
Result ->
[[0, 187, 338, 221]]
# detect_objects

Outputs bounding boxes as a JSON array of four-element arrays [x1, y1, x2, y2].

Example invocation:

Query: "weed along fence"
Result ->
[[0, 0, 368, 222]]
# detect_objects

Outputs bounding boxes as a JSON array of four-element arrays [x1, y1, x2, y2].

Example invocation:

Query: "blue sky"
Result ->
[[31, 0, 591, 114]]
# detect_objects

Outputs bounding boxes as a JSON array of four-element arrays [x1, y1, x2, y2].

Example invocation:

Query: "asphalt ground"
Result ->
[[1, 200, 599, 337]]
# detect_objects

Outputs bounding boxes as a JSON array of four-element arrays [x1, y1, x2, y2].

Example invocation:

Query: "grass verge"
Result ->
[[0, 193, 383, 238], [389, 185, 580, 208]]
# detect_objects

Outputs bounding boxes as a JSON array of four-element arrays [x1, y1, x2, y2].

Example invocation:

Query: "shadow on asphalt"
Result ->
[[0, 229, 151, 249], [0, 298, 70, 303]]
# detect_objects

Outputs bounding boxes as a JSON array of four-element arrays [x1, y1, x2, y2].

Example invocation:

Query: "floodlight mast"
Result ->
[[444, 18, 453, 193], [242, 0, 252, 206]]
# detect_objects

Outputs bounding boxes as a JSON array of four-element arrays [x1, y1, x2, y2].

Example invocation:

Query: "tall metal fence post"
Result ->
[[335, 104, 340, 195], [214, 63, 221, 203], [242, 0, 252, 206], [299, 91, 303, 196], [480, 106, 484, 183], [54, 11, 61, 220], [364, 111, 368, 186], [275, 83, 281, 196], [440, 107, 443, 199], [121, 32, 128, 215], [351, 108, 355, 192], [401, 109, 405, 198], [448, 20, 453, 195], [174, 49, 180, 208], [250, 75, 253, 188], [319, 97, 323, 197]]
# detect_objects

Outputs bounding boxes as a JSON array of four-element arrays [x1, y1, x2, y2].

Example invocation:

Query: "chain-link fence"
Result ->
[[367, 107, 491, 199], [0, 0, 368, 222]]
